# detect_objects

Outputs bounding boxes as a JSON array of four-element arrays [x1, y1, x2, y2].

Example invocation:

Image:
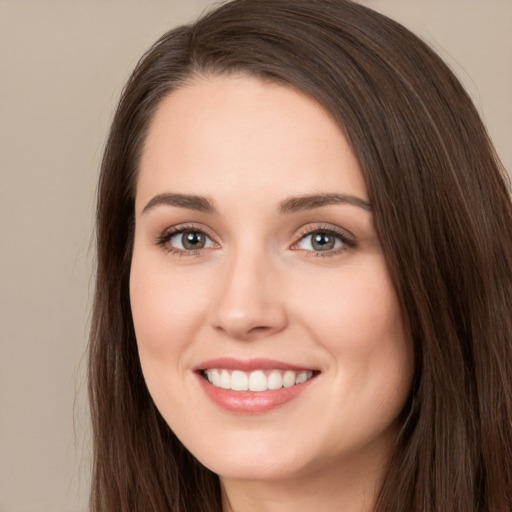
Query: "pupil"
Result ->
[[312, 232, 334, 251], [183, 231, 205, 250]]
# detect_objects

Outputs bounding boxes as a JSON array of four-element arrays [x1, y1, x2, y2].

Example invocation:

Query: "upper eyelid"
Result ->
[[295, 228, 352, 244], [295, 223, 355, 241], [161, 223, 216, 239]]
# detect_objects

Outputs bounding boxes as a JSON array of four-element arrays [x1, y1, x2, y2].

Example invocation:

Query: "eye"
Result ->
[[294, 228, 353, 253], [158, 227, 216, 253], [172, 230, 213, 250]]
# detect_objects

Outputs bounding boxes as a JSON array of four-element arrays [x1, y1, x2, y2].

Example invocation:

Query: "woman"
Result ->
[[88, 0, 512, 510]]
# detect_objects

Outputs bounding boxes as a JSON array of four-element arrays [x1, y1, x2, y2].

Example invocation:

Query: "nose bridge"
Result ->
[[210, 243, 287, 340]]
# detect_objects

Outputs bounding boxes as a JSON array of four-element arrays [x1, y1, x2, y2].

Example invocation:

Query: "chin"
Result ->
[[204, 454, 308, 482], [186, 430, 312, 481]]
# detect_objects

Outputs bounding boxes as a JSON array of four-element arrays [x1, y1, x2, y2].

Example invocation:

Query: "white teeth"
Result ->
[[267, 369, 283, 390], [231, 370, 249, 391], [248, 370, 267, 392], [282, 370, 296, 388], [295, 371, 309, 385], [203, 368, 314, 392], [220, 369, 231, 389], [211, 369, 220, 386]]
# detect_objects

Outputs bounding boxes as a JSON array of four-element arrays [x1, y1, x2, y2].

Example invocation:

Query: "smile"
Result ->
[[195, 358, 320, 413], [203, 368, 315, 392]]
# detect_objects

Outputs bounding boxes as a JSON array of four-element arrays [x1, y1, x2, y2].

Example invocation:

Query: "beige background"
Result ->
[[0, 1, 510, 511]]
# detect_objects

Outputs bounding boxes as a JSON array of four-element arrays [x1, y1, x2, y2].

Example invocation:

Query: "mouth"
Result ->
[[194, 358, 320, 413], [200, 368, 317, 392]]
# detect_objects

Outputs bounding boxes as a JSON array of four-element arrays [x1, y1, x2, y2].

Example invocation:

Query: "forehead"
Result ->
[[136, 74, 367, 211]]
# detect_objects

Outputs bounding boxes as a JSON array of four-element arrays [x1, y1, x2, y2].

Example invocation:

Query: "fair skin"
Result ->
[[130, 75, 413, 512]]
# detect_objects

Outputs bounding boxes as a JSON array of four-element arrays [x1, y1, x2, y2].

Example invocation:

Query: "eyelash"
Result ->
[[155, 224, 215, 257], [293, 225, 356, 257], [155, 224, 355, 258]]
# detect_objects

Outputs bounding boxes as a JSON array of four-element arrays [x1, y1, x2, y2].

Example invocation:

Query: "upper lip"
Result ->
[[194, 357, 318, 372]]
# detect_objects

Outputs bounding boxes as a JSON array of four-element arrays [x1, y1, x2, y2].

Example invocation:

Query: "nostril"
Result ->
[[247, 325, 273, 334]]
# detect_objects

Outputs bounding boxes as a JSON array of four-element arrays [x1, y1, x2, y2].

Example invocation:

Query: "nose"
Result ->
[[209, 250, 288, 341]]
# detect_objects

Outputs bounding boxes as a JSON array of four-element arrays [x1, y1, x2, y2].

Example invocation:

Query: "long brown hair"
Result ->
[[88, 1, 512, 510]]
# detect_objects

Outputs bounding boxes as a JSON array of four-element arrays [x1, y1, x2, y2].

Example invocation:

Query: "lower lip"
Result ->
[[196, 373, 317, 414]]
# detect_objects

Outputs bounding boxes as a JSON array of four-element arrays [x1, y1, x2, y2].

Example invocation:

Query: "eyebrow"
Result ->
[[141, 191, 371, 215], [278, 193, 371, 213], [142, 193, 216, 214]]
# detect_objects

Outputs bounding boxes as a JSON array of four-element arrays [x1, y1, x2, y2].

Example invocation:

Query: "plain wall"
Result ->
[[0, 1, 510, 511]]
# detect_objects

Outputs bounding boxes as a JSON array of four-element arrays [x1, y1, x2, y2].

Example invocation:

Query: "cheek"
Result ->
[[128, 256, 216, 431], [128, 249, 211, 399], [130, 256, 206, 349], [293, 259, 412, 415], [296, 260, 404, 351]]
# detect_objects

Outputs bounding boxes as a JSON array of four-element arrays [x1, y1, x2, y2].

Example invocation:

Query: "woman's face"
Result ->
[[130, 75, 413, 484]]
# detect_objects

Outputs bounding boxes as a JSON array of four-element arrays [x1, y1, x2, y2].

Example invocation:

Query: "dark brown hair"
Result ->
[[88, 1, 512, 510]]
